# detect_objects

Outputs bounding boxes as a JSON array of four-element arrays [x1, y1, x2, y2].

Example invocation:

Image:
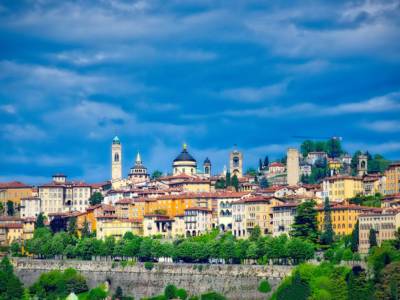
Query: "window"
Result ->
[[114, 153, 120, 162]]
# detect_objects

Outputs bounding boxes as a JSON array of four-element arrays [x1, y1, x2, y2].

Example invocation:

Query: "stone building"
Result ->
[[385, 162, 400, 195], [111, 136, 122, 183], [272, 202, 299, 237], [184, 207, 212, 237], [230, 148, 243, 178], [287, 148, 300, 186]]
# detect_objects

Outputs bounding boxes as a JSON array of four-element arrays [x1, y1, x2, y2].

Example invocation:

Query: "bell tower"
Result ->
[[230, 147, 243, 178], [357, 154, 368, 177], [203, 157, 211, 177], [111, 136, 122, 181]]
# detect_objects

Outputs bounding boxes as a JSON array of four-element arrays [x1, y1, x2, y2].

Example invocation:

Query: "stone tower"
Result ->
[[287, 148, 300, 186], [357, 154, 368, 177], [203, 157, 211, 177], [111, 136, 122, 181], [230, 148, 243, 178]]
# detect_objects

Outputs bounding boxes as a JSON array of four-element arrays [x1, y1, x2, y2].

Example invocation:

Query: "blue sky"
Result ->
[[0, 0, 400, 184]]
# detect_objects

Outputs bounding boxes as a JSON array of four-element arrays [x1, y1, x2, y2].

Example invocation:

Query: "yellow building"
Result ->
[[385, 162, 400, 195], [322, 176, 363, 202], [317, 204, 374, 236], [328, 159, 342, 171], [148, 194, 198, 218], [0, 181, 32, 206], [244, 196, 284, 236], [96, 217, 142, 240]]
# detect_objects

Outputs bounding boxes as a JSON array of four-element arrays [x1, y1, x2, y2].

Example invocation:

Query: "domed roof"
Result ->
[[112, 136, 121, 144], [173, 144, 196, 163]]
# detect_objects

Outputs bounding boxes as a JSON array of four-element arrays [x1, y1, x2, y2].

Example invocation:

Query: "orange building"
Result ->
[[0, 181, 33, 206]]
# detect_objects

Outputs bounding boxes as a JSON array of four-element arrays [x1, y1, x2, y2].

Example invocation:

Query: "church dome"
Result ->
[[173, 144, 196, 163], [112, 136, 121, 144]]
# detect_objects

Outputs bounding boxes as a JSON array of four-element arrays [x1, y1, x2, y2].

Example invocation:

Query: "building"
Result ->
[[0, 216, 35, 246], [357, 154, 368, 177], [111, 136, 122, 183], [97, 217, 142, 240], [317, 204, 373, 236], [268, 162, 286, 175], [20, 197, 41, 218], [173, 144, 197, 175], [385, 162, 400, 195], [232, 199, 246, 238], [300, 164, 312, 177], [363, 175, 381, 196], [244, 196, 284, 236], [322, 175, 363, 202], [306, 152, 328, 165], [287, 148, 300, 186], [184, 207, 212, 237], [128, 152, 149, 184], [272, 203, 299, 237], [358, 209, 400, 254], [0, 181, 32, 206], [38, 174, 93, 214], [203, 157, 211, 177], [230, 148, 243, 178]]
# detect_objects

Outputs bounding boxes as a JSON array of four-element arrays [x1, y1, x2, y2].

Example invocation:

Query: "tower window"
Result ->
[[114, 153, 120, 162], [233, 156, 239, 167]]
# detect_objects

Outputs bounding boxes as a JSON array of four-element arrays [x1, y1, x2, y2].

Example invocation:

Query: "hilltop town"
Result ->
[[1, 137, 399, 256]]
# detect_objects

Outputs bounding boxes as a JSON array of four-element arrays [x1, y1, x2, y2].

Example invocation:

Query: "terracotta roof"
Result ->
[[115, 198, 134, 205], [0, 223, 23, 229], [0, 216, 22, 222], [269, 162, 285, 167], [144, 214, 171, 219], [0, 181, 31, 189], [244, 196, 275, 203], [316, 204, 375, 211], [323, 175, 363, 182]]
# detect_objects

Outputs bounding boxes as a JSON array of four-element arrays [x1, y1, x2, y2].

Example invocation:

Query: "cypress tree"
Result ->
[[351, 221, 359, 252], [231, 175, 239, 191], [35, 212, 45, 229], [264, 156, 269, 168], [369, 228, 378, 248], [321, 197, 334, 245], [225, 172, 231, 187]]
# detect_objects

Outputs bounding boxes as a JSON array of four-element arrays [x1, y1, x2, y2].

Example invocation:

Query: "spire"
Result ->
[[183, 142, 187, 150], [136, 151, 142, 164]]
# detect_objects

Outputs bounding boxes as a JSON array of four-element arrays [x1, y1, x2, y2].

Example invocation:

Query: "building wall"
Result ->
[[20, 198, 41, 218], [0, 187, 32, 205], [385, 163, 400, 195], [287, 148, 300, 186], [272, 205, 297, 237], [317, 206, 365, 236]]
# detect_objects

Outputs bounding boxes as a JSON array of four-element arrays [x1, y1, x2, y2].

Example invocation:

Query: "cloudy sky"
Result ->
[[0, 0, 400, 184]]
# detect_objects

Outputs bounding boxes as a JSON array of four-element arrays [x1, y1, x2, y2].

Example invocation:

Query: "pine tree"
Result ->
[[68, 217, 78, 237], [290, 200, 318, 242], [231, 175, 239, 191], [369, 228, 378, 248], [35, 213, 45, 229], [320, 197, 334, 245], [264, 156, 269, 169], [351, 221, 359, 252]]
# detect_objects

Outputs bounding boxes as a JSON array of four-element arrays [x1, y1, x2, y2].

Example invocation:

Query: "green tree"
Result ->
[[10, 241, 21, 256], [113, 286, 123, 300], [245, 167, 257, 176], [287, 238, 314, 264], [369, 228, 378, 249], [249, 225, 261, 242], [351, 221, 359, 252], [81, 219, 91, 238], [264, 156, 269, 169], [259, 159, 263, 171], [375, 261, 400, 300], [258, 279, 271, 293], [215, 178, 226, 189], [301, 140, 315, 157], [320, 198, 334, 245], [68, 217, 78, 237], [0, 202, 4, 214], [35, 212, 45, 229], [0, 256, 24, 300], [347, 267, 374, 300], [89, 192, 104, 206], [225, 172, 231, 187], [277, 271, 311, 300], [259, 177, 269, 189], [6, 200, 14, 216], [164, 284, 177, 299], [231, 175, 239, 191], [152, 170, 163, 179], [200, 291, 226, 300], [351, 150, 362, 175], [290, 200, 318, 242], [326, 138, 343, 158], [176, 288, 188, 300], [87, 286, 108, 300]]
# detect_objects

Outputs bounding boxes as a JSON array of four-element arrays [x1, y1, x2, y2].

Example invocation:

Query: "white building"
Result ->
[[184, 207, 212, 237], [272, 203, 298, 236], [306, 152, 328, 165], [232, 199, 246, 238], [20, 197, 41, 218]]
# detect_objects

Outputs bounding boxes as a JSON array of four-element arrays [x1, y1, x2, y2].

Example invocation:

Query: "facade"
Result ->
[[184, 207, 212, 237], [0, 181, 32, 206], [244, 196, 284, 236], [317, 204, 372, 236], [128, 152, 149, 184], [268, 162, 286, 174], [0, 216, 34, 246], [363, 176, 381, 196], [358, 210, 400, 254], [111, 136, 122, 182], [306, 152, 328, 165], [173, 144, 197, 175], [230, 149, 243, 178], [272, 203, 298, 237], [385, 162, 400, 195], [232, 199, 246, 238], [300, 164, 312, 177], [97, 217, 142, 240], [322, 175, 363, 202], [20, 197, 41, 218], [38, 174, 93, 214], [287, 148, 300, 186]]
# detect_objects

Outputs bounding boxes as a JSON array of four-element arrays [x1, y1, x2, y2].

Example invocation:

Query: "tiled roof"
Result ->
[[185, 206, 212, 212], [0, 223, 23, 229], [0, 181, 31, 189]]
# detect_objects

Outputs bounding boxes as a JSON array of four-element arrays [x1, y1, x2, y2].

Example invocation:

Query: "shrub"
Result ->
[[87, 287, 108, 300], [164, 284, 177, 299], [176, 288, 188, 300], [258, 279, 271, 293], [144, 262, 154, 270], [200, 291, 226, 300]]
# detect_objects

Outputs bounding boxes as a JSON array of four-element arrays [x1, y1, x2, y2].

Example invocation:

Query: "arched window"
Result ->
[[114, 153, 120, 162], [233, 156, 239, 167]]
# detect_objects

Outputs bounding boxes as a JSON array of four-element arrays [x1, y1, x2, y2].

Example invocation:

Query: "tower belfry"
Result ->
[[111, 136, 122, 181]]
